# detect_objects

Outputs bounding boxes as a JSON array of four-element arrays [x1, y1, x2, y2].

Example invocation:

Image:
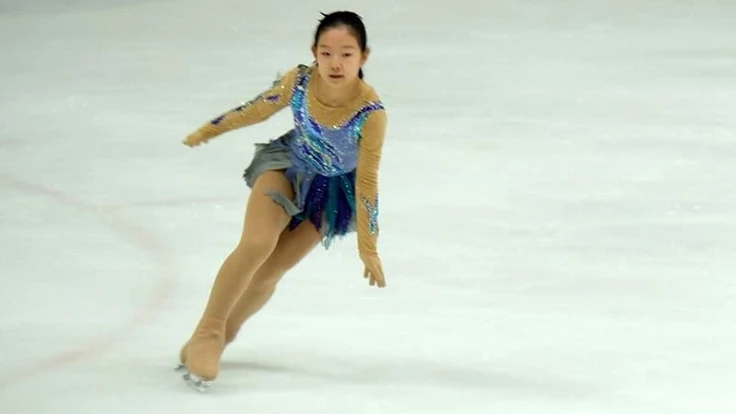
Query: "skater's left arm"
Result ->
[[355, 109, 388, 286]]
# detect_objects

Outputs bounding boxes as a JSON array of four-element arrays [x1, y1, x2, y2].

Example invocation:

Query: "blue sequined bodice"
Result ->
[[288, 67, 384, 177]]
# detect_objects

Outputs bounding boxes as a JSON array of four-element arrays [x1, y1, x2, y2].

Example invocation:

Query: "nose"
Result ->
[[329, 56, 341, 71]]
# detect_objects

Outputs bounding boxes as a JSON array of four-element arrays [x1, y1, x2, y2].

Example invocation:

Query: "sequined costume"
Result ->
[[190, 64, 386, 255]]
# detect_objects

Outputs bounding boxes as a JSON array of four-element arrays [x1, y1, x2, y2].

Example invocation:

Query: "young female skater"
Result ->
[[177, 11, 388, 391]]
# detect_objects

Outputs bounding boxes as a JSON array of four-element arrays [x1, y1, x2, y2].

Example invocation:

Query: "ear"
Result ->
[[361, 47, 371, 65], [311, 44, 317, 60]]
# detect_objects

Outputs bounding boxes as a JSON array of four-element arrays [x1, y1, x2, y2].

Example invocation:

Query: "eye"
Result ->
[[321, 51, 330, 56], [342, 53, 353, 58]]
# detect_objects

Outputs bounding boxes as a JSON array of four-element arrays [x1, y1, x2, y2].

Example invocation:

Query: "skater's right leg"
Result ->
[[179, 220, 321, 366], [184, 171, 293, 383]]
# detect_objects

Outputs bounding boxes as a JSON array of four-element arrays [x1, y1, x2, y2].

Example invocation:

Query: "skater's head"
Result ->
[[311, 11, 369, 85]]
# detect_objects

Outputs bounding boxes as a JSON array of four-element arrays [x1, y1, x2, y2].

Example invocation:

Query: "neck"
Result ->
[[314, 73, 362, 107]]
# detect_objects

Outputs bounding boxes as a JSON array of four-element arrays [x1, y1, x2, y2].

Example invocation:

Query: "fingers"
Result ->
[[182, 133, 208, 147], [364, 266, 377, 286], [373, 267, 386, 287], [183, 139, 205, 147], [360, 251, 386, 289], [364, 264, 386, 288]]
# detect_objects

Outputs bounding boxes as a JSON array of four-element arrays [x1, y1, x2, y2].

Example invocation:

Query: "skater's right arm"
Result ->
[[183, 66, 300, 146]]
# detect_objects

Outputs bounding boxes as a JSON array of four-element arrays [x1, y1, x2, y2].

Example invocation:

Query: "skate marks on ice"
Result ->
[[0, 173, 177, 389]]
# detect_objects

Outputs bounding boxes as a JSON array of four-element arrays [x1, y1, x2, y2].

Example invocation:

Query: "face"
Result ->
[[312, 25, 369, 86]]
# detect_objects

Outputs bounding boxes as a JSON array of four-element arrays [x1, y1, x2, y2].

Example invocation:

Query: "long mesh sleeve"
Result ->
[[192, 66, 300, 141], [355, 109, 388, 257]]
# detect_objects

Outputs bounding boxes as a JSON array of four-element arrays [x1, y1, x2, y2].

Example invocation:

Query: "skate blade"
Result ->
[[182, 371, 212, 393]]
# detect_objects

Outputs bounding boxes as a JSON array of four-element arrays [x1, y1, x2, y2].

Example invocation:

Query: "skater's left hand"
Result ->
[[182, 130, 210, 147], [361, 253, 386, 288]]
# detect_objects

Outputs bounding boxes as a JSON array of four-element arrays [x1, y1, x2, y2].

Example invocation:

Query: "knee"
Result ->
[[250, 259, 295, 291], [266, 248, 308, 279], [249, 270, 284, 292], [235, 235, 279, 261]]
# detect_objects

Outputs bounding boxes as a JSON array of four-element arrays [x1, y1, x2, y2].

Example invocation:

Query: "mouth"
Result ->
[[328, 74, 344, 80]]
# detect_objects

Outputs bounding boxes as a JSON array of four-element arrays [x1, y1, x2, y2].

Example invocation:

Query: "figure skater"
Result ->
[[177, 10, 388, 391]]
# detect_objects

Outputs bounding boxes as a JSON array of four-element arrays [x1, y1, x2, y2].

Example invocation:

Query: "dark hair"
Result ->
[[313, 11, 368, 79]]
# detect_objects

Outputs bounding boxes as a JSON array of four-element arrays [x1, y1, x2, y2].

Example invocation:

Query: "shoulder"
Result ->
[[357, 83, 388, 130], [293, 63, 315, 79], [360, 82, 386, 111], [359, 89, 387, 149], [273, 63, 314, 88]]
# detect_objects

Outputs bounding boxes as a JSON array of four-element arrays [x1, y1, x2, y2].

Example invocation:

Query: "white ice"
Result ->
[[1, 0, 735, 412]]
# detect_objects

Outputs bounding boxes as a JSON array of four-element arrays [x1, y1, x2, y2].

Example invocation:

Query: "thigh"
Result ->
[[238, 170, 294, 247]]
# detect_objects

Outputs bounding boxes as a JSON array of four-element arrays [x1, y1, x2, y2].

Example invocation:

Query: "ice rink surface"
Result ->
[[1, 0, 735, 412]]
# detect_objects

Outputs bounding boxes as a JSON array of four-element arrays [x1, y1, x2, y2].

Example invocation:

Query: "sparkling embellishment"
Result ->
[[287, 66, 384, 177], [287, 170, 357, 248], [360, 194, 379, 235], [274, 65, 385, 246]]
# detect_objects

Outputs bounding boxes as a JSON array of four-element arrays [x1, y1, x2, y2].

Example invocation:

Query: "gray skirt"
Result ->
[[242, 129, 358, 247]]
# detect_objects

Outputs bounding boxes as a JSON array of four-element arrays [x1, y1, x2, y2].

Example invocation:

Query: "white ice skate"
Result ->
[[182, 371, 213, 392]]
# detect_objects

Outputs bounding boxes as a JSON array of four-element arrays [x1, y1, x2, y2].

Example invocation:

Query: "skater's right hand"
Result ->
[[182, 131, 210, 147], [360, 253, 386, 288]]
